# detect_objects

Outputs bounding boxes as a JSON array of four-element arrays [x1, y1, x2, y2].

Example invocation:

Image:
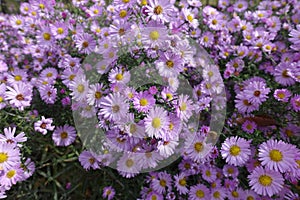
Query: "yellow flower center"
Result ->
[[194, 142, 203, 152], [180, 102, 187, 111], [14, 75, 22, 81], [115, 73, 123, 81], [179, 178, 186, 186], [166, 60, 174, 68], [139, 98, 148, 106], [227, 168, 234, 174], [238, 3, 243, 9], [208, 71, 214, 77], [203, 36, 209, 42], [169, 123, 174, 130], [39, 4, 45, 9], [130, 124, 137, 134], [247, 196, 254, 200], [0, 96, 3, 102], [232, 191, 239, 198], [196, 190, 205, 198], [69, 74, 75, 81], [60, 132, 68, 139], [277, 93, 285, 99], [141, 0, 147, 5], [166, 93, 172, 100], [77, 84, 85, 93], [89, 157, 95, 164], [119, 10, 127, 18], [126, 159, 134, 167], [269, 149, 282, 162], [149, 31, 160, 41], [95, 91, 102, 99], [43, 33, 51, 40], [152, 118, 161, 129], [82, 41, 89, 48], [6, 170, 16, 179], [0, 153, 8, 163], [258, 175, 272, 186], [212, 19, 217, 25], [229, 145, 241, 156], [46, 72, 53, 77], [93, 9, 99, 14], [57, 28, 64, 35], [154, 5, 163, 15], [122, 0, 130, 3], [16, 19, 22, 25], [159, 179, 166, 187], [187, 15, 193, 22], [205, 170, 211, 177], [213, 191, 220, 198]]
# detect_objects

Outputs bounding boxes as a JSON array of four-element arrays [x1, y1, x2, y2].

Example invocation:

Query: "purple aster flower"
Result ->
[[34, 116, 55, 135], [69, 74, 89, 103], [235, 93, 259, 113], [141, 22, 168, 49], [157, 139, 178, 157], [99, 92, 129, 121], [248, 166, 284, 197], [108, 67, 131, 85], [223, 164, 239, 178], [144, 106, 169, 139], [5, 82, 33, 111], [242, 120, 257, 134], [52, 125, 76, 146], [21, 158, 35, 180], [201, 165, 217, 183], [199, 31, 214, 48], [0, 127, 27, 147], [174, 173, 189, 195], [188, 183, 210, 200], [145, 0, 174, 23], [0, 143, 20, 171], [133, 91, 155, 113], [273, 89, 292, 102], [289, 24, 300, 45], [50, 22, 68, 39], [37, 26, 54, 46], [38, 84, 57, 104], [150, 171, 172, 194], [175, 94, 194, 122], [210, 186, 227, 200], [0, 83, 6, 109], [155, 51, 184, 77], [233, 1, 248, 12], [78, 150, 101, 170], [102, 186, 115, 200], [185, 135, 212, 163], [290, 94, 300, 112], [117, 153, 141, 178], [0, 165, 24, 187], [75, 33, 96, 54], [220, 136, 251, 166], [273, 62, 296, 86], [146, 191, 164, 200], [243, 80, 270, 105], [258, 139, 298, 173], [182, 8, 199, 28]]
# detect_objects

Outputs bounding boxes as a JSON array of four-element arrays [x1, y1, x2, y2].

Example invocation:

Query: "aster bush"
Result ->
[[0, 0, 300, 199]]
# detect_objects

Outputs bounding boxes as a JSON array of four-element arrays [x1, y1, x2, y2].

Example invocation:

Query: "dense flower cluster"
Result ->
[[0, 0, 299, 199]]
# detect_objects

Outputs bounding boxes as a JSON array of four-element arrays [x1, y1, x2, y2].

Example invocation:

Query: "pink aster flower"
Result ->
[[243, 80, 270, 105], [102, 186, 115, 200], [248, 166, 284, 197], [155, 52, 184, 77], [220, 136, 251, 166], [150, 171, 172, 194], [241, 120, 257, 134], [141, 22, 168, 49], [38, 84, 57, 104], [5, 82, 33, 111], [34, 116, 55, 135], [133, 91, 155, 113], [52, 125, 77, 146], [0, 127, 27, 147], [174, 173, 189, 195], [258, 139, 298, 173], [273, 89, 292, 102]]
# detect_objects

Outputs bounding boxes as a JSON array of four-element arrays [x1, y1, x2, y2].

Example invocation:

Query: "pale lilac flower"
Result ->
[[5, 82, 33, 111], [0, 143, 20, 171], [52, 125, 76, 146], [0, 127, 27, 147], [248, 166, 284, 197]]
